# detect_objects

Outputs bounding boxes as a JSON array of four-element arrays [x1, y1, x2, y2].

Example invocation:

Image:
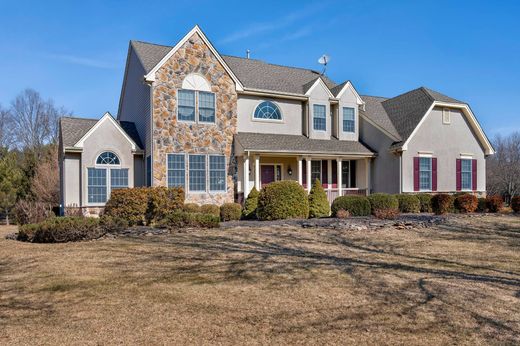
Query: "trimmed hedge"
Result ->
[[512, 196, 520, 213], [416, 193, 433, 213], [397, 194, 420, 213], [257, 181, 309, 220], [454, 194, 478, 213], [183, 203, 201, 213], [368, 193, 399, 215], [477, 198, 487, 212], [200, 204, 220, 216], [486, 195, 503, 213], [242, 187, 259, 219], [431, 194, 454, 215], [104, 187, 184, 225], [220, 203, 242, 221], [308, 179, 330, 218], [158, 211, 220, 229], [18, 217, 102, 243], [331, 195, 371, 217]]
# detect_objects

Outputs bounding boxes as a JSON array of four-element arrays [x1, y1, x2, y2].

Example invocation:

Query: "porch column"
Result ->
[[337, 158, 342, 196], [254, 155, 260, 189], [297, 157, 303, 186], [243, 155, 250, 198], [365, 157, 371, 196], [327, 159, 332, 190], [306, 157, 312, 192]]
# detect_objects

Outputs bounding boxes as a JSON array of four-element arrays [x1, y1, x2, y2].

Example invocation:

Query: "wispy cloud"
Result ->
[[218, 3, 327, 44], [256, 26, 314, 50], [43, 53, 117, 69]]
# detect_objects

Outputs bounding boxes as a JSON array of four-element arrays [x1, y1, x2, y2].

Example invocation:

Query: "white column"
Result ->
[[365, 158, 371, 196], [243, 155, 250, 198], [327, 159, 332, 190], [254, 155, 260, 189], [306, 158, 312, 192], [337, 158, 343, 196], [297, 157, 303, 186]]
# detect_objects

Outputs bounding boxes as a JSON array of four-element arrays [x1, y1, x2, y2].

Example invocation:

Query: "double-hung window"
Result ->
[[198, 92, 215, 123], [209, 155, 226, 191], [311, 161, 321, 184], [342, 161, 351, 188], [88, 168, 107, 203], [343, 107, 355, 133], [167, 154, 185, 188], [110, 169, 128, 190], [189, 155, 206, 191], [313, 104, 326, 131], [461, 159, 472, 190], [178, 90, 196, 121], [419, 157, 432, 191]]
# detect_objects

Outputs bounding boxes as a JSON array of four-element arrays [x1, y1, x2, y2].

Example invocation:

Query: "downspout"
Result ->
[[399, 153, 402, 194]]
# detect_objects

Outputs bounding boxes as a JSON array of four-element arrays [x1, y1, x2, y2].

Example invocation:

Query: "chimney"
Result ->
[[246, 49, 250, 59]]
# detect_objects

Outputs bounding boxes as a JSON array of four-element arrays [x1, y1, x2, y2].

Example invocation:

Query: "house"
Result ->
[[59, 25, 494, 215]]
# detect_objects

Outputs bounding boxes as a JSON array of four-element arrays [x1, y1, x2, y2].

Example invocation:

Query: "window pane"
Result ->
[[178, 90, 195, 121], [342, 161, 350, 188], [461, 159, 472, 190], [343, 107, 355, 133], [199, 92, 215, 123], [313, 105, 326, 131], [209, 155, 226, 191], [311, 161, 321, 184], [88, 168, 107, 203], [189, 155, 206, 191], [167, 154, 185, 188], [96, 151, 120, 165], [111, 169, 128, 189], [254, 101, 282, 120], [419, 157, 432, 190]]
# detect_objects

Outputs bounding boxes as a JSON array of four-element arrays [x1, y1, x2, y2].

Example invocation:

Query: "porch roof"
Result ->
[[235, 132, 376, 157]]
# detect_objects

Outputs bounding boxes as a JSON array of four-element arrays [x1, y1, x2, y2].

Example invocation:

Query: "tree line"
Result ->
[[0, 89, 70, 224]]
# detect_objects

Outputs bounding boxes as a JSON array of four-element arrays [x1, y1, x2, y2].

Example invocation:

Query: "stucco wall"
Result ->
[[237, 96, 303, 135], [151, 32, 237, 205], [402, 107, 486, 192], [359, 119, 401, 194], [81, 119, 136, 206], [63, 153, 81, 207], [337, 88, 359, 141]]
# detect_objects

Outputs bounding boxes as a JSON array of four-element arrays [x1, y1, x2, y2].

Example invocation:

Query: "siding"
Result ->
[[63, 153, 81, 207]]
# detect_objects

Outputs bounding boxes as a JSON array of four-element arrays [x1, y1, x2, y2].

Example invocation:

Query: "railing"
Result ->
[[326, 188, 367, 204]]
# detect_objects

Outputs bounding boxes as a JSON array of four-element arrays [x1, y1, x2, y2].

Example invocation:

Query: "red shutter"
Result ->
[[456, 159, 462, 191], [472, 159, 477, 191], [322, 160, 328, 188], [332, 160, 337, 188], [432, 158, 437, 191], [302, 159, 307, 188], [413, 157, 420, 191]]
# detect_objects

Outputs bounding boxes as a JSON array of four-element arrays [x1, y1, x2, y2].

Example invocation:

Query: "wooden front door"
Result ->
[[261, 165, 275, 187]]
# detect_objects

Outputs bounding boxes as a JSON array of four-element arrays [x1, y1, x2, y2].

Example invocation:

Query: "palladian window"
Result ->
[[254, 101, 282, 121], [88, 152, 128, 204]]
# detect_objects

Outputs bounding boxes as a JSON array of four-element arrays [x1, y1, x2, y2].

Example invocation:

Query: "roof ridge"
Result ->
[[222, 54, 322, 75], [130, 40, 173, 49], [418, 86, 435, 102], [60, 116, 100, 121], [383, 87, 430, 104], [360, 94, 389, 100]]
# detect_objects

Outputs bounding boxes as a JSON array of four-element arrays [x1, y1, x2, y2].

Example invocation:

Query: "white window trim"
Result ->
[[460, 158, 473, 191], [312, 104, 327, 132], [176, 89, 217, 125], [419, 156, 433, 192], [178, 153, 228, 194], [341, 160, 352, 189], [209, 154, 227, 192], [86, 167, 129, 206], [167, 153, 187, 189], [342, 107, 356, 133], [251, 100, 284, 123]]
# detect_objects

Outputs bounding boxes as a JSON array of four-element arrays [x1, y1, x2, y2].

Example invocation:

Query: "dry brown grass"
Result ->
[[1, 215, 519, 345]]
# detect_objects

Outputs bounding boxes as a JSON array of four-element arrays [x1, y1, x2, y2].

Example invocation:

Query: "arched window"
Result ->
[[254, 101, 282, 120], [96, 152, 120, 165]]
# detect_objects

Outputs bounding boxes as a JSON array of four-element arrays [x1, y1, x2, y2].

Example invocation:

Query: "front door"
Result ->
[[261, 165, 275, 188]]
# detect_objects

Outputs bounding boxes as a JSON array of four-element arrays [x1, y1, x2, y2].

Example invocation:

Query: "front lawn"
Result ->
[[1, 215, 519, 344]]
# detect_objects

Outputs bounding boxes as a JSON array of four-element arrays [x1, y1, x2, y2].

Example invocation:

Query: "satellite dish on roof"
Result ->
[[318, 54, 330, 75]]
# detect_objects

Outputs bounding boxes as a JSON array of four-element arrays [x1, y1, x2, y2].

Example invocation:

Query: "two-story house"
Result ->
[[59, 25, 494, 215]]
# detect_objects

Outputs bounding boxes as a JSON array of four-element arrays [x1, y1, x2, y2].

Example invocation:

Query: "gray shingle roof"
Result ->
[[60, 117, 143, 149], [131, 40, 171, 74], [330, 81, 348, 97], [235, 132, 375, 156], [359, 95, 401, 141]]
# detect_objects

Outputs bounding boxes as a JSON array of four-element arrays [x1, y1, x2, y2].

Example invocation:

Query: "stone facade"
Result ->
[[152, 32, 238, 205]]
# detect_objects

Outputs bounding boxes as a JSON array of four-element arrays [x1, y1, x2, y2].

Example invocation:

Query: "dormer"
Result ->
[[330, 81, 364, 141], [304, 77, 334, 140]]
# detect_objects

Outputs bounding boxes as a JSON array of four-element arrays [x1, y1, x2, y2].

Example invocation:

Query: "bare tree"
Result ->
[[487, 132, 520, 201], [9, 89, 68, 152], [31, 144, 60, 209], [0, 104, 12, 149]]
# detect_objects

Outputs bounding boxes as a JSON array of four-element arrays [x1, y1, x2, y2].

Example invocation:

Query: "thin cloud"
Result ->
[[256, 26, 314, 50], [43, 53, 117, 69], [218, 3, 327, 44]]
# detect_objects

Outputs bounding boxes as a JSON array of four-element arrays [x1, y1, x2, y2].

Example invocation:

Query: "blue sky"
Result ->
[[1, 0, 519, 136]]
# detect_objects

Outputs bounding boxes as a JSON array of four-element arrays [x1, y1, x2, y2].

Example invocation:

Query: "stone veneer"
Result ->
[[152, 32, 238, 205]]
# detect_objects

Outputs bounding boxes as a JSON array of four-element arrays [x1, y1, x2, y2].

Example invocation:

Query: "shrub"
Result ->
[[512, 196, 520, 213], [374, 208, 399, 220], [183, 203, 201, 213], [486, 195, 503, 213], [431, 194, 454, 215], [368, 193, 399, 215], [416, 193, 433, 213], [331, 195, 371, 217], [257, 181, 309, 220], [396, 194, 420, 213], [220, 203, 242, 221], [242, 187, 259, 219], [158, 211, 220, 229], [147, 186, 185, 223], [17, 217, 103, 243], [477, 198, 487, 212], [200, 204, 220, 216], [454, 194, 478, 213], [336, 209, 350, 219], [104, 188, 149, 226], [308, 179, 330, 218], [99, 215, 129, 232], [13, 200, 53, 225]]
